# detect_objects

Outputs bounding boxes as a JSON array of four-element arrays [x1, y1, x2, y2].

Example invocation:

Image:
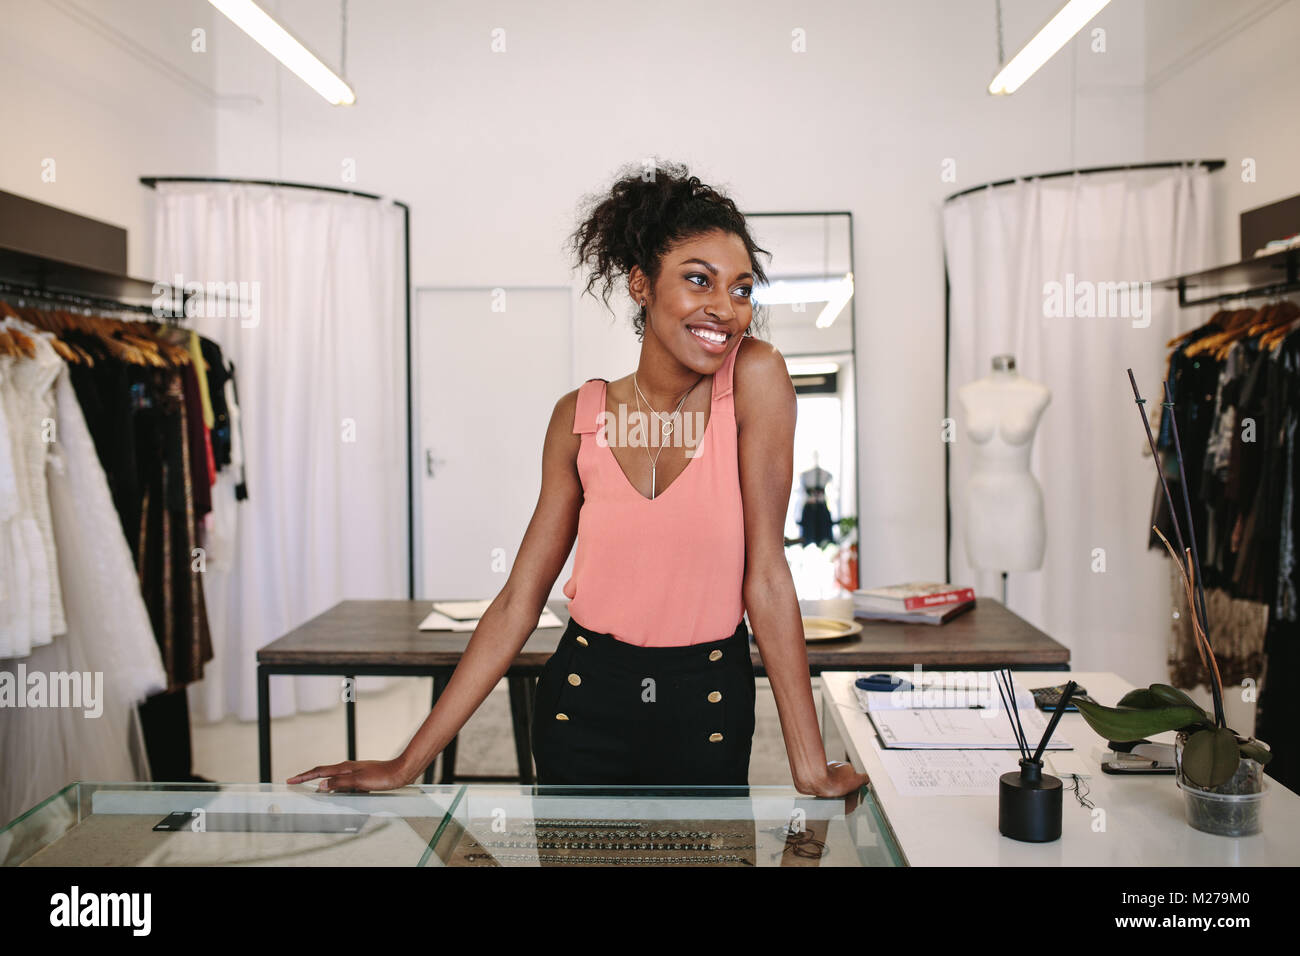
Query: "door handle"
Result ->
[[426, 449, 447, 477]]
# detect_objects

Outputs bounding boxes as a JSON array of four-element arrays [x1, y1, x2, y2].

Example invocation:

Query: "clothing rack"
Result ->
[[1155, 246, 1300, 308], [0, 279, 183, 321], [0, 244, 199, 321]]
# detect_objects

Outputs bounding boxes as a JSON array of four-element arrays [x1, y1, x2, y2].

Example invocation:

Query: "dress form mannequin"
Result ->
[[956, 356, 1051, 595]]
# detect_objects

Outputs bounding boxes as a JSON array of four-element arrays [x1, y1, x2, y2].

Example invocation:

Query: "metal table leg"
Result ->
[[345, 674, 357, 761], [258, 665, 271, 783]]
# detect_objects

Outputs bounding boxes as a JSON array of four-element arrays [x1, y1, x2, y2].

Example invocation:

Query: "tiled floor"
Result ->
[[192, 677, 823, 786]]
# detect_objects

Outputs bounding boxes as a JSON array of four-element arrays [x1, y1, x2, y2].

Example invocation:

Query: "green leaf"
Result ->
[[1237, 739, 1273, 766], [1116, 688, 1163, 709], [1074, 698, 1207, 742], [1147, 684, 1203, 712], [1181, 727, 1241, 789]]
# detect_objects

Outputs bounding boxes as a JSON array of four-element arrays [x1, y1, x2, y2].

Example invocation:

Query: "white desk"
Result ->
[[821, 670, 1300, 866]]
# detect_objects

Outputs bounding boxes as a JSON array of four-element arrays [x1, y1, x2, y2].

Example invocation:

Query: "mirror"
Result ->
[[745, 212, 857, 599]]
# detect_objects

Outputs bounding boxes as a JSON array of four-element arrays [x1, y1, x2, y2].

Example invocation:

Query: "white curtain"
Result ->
[[944, 167, 1214, 683], [152, 183, 407, 722]]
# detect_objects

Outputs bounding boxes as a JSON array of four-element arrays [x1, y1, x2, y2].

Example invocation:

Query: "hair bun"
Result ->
[[567, 160, 770, 340]]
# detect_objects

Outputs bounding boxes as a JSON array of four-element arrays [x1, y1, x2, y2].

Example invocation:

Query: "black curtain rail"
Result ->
[[140, 174, 417, 600], [139, 176, 410, 211], [943, 160, 1226, 204]]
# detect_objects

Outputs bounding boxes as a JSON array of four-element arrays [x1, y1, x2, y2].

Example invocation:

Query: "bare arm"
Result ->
[[290, 390, 583, 790], [734, 338, 868, 797]]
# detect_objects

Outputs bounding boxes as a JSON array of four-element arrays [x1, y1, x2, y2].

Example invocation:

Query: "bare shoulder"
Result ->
[[731, 334, 794, 428], [544, 386, 583, 466], [553, 385, 581, 427]]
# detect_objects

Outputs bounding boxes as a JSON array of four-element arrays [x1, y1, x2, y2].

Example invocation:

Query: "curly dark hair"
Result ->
[[566, 160, 771, 340]]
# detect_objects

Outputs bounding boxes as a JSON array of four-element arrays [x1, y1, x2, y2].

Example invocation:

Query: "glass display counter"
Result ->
[[1, 782, 903, 867]]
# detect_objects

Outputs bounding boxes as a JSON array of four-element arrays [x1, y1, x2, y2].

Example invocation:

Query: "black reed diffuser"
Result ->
[[996, 671, 1077, 842]]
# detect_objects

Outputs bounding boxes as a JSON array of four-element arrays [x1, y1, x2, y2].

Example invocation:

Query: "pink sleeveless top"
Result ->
[[561, 342, 746, 647]]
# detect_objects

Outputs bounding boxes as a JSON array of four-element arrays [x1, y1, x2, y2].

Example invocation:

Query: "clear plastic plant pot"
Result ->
[[1173, 731, 1268, 836], [1175, 776, 1268, 836]]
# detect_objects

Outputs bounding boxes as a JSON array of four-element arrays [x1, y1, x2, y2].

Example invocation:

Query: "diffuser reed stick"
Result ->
[[1031, 680, 1077, 763], [996, 669, 1029, 758]]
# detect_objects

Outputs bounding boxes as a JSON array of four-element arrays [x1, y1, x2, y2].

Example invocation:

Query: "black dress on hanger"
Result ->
[[798, 466, 835, 546]]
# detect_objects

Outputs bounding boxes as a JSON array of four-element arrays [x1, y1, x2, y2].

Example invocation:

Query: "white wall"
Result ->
[[203, 0, 1149, 591], [0, 0, 220, 273], [1144, 0, 1300, 262]]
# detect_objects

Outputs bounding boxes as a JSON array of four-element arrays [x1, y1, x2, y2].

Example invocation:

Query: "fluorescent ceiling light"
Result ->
[[816, 273, 853, 329], [753, 275, 851, 306], [988, 0, 1111, 95], [209, 0, 355, 105]]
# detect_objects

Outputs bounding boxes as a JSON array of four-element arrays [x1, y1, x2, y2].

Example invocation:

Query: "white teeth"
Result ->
[[689, 327, 727, 344]]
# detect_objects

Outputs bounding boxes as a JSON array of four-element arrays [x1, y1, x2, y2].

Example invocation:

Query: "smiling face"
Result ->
[[630, 228, 756, 372]]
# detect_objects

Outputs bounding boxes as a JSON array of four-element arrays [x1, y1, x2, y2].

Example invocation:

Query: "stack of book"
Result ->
[[851, 582, 976, 625]]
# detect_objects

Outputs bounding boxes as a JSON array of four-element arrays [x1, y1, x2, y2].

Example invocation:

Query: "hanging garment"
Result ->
[[48, 367, 168, 700], [0, 353, 30, 659], [1165, 565, 1268, 691], [200, 336, 233, 469], [0, 324, 65, 656], [19, 327, 68, 639], [1256, 616, 1300, 795], [225, 362, 248, 501], [798, 468, 835, 547], [0, 365, 166, 826], [1151, 304, 1300, 797], [134, 367, 214, 690]]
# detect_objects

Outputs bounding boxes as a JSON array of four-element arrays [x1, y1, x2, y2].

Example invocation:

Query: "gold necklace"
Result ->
[[632, 374, 701, 499]]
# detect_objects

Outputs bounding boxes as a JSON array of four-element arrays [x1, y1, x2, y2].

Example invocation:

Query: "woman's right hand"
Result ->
[[287, 758, 414, 793]]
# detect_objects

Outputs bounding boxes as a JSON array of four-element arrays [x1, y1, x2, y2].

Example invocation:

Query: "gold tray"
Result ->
[[801, 617, 863, 642]]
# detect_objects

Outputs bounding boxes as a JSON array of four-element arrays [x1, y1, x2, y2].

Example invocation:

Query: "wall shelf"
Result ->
[[1155, 245, 1300, 308], [0, 244, 185, 314]]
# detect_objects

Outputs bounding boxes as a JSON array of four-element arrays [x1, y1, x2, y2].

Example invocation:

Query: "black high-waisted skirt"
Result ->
[[531, 615, 756, 786]]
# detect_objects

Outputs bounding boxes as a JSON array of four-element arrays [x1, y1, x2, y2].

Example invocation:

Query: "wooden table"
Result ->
[[256, 596, 1069, 784]]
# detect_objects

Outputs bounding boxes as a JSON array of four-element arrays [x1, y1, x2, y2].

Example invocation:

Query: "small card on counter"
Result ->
[[419, 603, 565, 631]]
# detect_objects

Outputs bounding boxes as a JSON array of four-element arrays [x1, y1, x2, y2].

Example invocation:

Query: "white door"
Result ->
[[413, 286, 573, 601]]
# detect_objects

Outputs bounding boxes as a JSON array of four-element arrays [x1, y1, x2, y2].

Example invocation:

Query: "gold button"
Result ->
[[556, 713, 569, 720], [707, 691, 722, 703], [567, 673, 581, 686], [708, 733, 724, 742], [708, 650, 723, 661], [576, 636, 589, 646]]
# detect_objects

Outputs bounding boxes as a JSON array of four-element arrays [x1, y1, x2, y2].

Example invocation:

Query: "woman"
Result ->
[[290, 162, 867, 797]]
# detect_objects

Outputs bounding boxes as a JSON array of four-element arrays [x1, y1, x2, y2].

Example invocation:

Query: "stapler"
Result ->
[[1100, 738, 1176, 774]]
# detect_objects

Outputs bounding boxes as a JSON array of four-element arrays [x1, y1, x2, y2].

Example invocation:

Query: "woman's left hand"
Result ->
[[798, 760, 870, 804]]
